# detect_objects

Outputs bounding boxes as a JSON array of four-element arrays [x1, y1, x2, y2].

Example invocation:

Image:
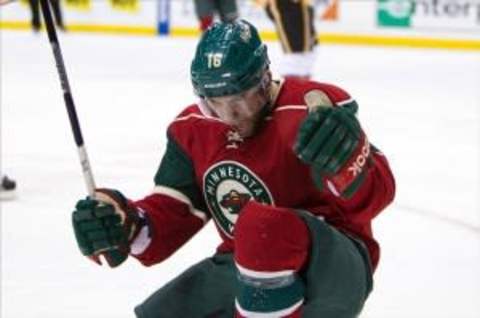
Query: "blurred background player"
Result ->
[[193, 0, 239, 32], [257, 0, 317, 79], [1, 174, 16, 200], [28, 0, 65, 32]]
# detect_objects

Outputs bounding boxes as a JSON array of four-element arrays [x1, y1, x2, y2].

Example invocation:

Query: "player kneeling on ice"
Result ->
[[71, 20, 395, 318]]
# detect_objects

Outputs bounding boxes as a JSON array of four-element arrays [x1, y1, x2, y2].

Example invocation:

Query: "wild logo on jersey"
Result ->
[[203, 161, 274, 237], [220, 190, 251, 214]]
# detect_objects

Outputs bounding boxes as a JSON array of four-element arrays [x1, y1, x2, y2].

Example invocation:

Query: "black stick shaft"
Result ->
[[39, 0, 96, 196]]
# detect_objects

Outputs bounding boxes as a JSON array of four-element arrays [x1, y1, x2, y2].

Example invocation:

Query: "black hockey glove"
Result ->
[[294, 102, 371, 198], [72, 188, 144, 267]]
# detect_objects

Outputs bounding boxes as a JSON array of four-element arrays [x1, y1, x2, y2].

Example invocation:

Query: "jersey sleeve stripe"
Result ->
[[152, 185, 209, 223], [336, 98, 356, 106], [274, 105, 308, 112], [174, 113, 206, 122], [174, 113, 223, 123]]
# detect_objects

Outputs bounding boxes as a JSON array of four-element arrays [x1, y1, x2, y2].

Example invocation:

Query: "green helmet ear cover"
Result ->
[[191, 20, 270, 98]]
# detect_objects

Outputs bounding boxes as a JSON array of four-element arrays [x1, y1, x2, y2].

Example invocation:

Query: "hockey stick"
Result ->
[[39, 0, 96, 197], [40, 0, 129, 267]]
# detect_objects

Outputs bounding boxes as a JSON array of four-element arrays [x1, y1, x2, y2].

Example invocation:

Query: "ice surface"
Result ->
[[1, 31, 479, 317]]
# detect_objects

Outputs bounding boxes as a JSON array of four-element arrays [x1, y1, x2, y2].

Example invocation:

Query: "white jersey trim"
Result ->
[[236, 263, 295, 279], [326, 180, 341, 197], [174, 112, 223, 124], [130, 216, 152, 256], [337, 98, 355, 106], [264, 105, 307, 120], [235, 299, 304, 318], [152, 185, 208, 223], [174, 113, 205, 122], [275, 105, 308, 112]]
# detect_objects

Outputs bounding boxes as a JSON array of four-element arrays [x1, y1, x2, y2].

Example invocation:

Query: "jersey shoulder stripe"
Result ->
[[275, 105, 308, 112], [152, 185, 209, 223]]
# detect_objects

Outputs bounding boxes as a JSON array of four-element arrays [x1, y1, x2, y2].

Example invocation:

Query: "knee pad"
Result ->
[[234, 201, 310, 272], [234, 202, 309, 317]]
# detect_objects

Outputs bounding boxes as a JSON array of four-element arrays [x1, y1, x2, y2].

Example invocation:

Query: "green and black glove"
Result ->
[[72, 188, 145, 267], [294, 102, 371, 199]]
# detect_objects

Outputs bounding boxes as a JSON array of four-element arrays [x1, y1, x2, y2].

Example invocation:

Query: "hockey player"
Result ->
[[0, 174, 16, 200], [257, 0, 317, 79], [72, 20, 395, 318], [194, 0, 238, 32]]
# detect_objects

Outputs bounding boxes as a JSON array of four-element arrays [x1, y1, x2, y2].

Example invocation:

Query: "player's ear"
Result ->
[[263, 70, 272, 88], [259, 70, 272, 94]]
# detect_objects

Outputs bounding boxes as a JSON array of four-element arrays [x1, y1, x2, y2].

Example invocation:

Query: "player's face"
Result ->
[[206, 80, 270, 138]]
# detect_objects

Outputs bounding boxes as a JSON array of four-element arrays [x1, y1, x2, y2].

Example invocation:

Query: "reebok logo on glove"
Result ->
[[348, 138, 370, 177]]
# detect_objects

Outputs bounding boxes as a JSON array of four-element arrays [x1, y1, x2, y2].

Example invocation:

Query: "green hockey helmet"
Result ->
[[191, 20, 270, 98]]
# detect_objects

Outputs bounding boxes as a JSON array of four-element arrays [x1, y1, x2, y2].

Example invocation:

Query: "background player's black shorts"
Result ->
[[265, 0, 317, 53]]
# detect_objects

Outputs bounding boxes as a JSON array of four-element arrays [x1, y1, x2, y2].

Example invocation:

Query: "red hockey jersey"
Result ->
[[133, 78, 395, 271]]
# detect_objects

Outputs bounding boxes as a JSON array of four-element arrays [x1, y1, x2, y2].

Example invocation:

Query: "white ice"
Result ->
[[1, 30, 479, 318]]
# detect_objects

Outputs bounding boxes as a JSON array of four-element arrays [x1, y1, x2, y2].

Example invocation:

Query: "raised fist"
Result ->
[[294, 103, 370, 198]]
